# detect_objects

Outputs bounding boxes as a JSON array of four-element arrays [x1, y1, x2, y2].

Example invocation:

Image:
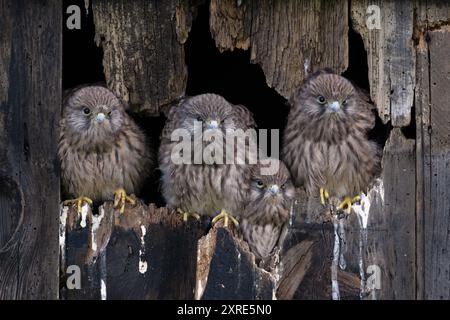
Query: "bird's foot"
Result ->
[[320, 187, 330, 205], [177, 208, 200, 222], [337, 195, 361, 214], [211, 209, 239, 228], [113, 188, 135, 214], [63, 196, 93, 214]]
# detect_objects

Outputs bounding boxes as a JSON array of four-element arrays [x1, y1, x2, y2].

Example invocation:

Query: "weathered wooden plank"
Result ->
[[209, 0, 348, 100], [277, 190, 362, 300], [420, 29, 450, 300], [351, 0, 415, 126], [278, 129, 415, 300], [61, 201, 279, 300], [60, 202, 203, 299], [0, 0, 61, 299], [360, 129, 416, 299], [197, 223, 276, 300], [92, 0, 200, 116]]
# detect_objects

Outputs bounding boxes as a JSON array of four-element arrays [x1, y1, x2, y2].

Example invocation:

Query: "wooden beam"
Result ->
[[0, 0, 61, 299]]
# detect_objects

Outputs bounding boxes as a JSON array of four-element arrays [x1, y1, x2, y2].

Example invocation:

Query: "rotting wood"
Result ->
[[351, 0, 415, 127], [60, 201, 278, 300], [0, 0, 61, 299], [92, 0, 202, 116], [60, 201, 203, 299], [209, 0, 348, 100], [196, 222, 277, 300]]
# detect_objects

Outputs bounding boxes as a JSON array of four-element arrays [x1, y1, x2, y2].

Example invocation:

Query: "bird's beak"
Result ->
[[327, 101, 341, 112], [206, 119, 219, 130], [95, 112, 106, 123], [268, 184, 280, 195]]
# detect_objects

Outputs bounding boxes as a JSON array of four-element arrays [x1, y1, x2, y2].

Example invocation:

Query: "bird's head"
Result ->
[[181, 94, 243, 135], [300, 72, 357, 120], [249, 159, 295, 209], [64, 86, 125, 150]]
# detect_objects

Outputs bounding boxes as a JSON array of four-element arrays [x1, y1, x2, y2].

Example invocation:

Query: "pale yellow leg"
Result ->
[[211, 209, 239, 228], [113, 188, 135, 214], [64, 196, 93, 214], [177, 208, 200, 222], [320, 187, 330, 205]]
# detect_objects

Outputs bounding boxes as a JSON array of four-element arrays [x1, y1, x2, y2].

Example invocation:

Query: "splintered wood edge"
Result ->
[[195, 221, 280, 300], [60, 200, 184, 265]]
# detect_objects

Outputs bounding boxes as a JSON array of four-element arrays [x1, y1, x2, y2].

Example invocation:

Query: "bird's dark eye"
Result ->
[[256, 180, 264, 188], [317, 95, 326, 104], [82, 107, 91, 115], [342, 99, 348, 105], [281, 184, 286, 189]]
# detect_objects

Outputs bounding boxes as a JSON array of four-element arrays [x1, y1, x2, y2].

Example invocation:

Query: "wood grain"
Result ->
[[210, 0, 348, 100], [0, 0, 61, 299], [61, 201, 203, 299], [92, 0, 200, 116], [351, 0, 415, 126]]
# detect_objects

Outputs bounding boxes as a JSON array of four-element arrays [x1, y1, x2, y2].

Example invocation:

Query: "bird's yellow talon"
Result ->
[[114, 188, 134, 214], [63, 196, 93, 213], [320, 187, 329, 205], [337, 195, 360, 214], [177, 208, 200, 222], [212, 209, 239, 228]]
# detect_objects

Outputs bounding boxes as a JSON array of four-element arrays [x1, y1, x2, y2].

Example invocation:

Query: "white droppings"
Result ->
[[100, 251, 107, 300], [91, 207, 105, 252], [100, 279, 107, 300], [331, 220, 341, 300], [79, 204, 89, 228], [352, 179, 384, 229], [140, 225, 147, 240], [59, 206, 69, 268], [331, 278, 340, 300], [138, 225, 148, 274], [139, 251, 148, 274], [352, 179, 384, 299]]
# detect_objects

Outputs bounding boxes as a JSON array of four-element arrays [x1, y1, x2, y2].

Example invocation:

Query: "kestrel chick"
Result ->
[[59, 85, 154, 213], [241, 159, 295, 260], [158, 93, 256, 226], [282, 70, 381, 214]]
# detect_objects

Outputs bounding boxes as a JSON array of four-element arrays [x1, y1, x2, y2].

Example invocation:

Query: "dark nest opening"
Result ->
[[61, 1, 398, 207], [62, 0, 104, 90], [185, 4, 289, 132]]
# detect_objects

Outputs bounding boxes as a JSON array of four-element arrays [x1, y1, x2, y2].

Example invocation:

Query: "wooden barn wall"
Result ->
[[0, 0, 61, 299], [0, 0, 449, 299], [415, 1, 450, 299]]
